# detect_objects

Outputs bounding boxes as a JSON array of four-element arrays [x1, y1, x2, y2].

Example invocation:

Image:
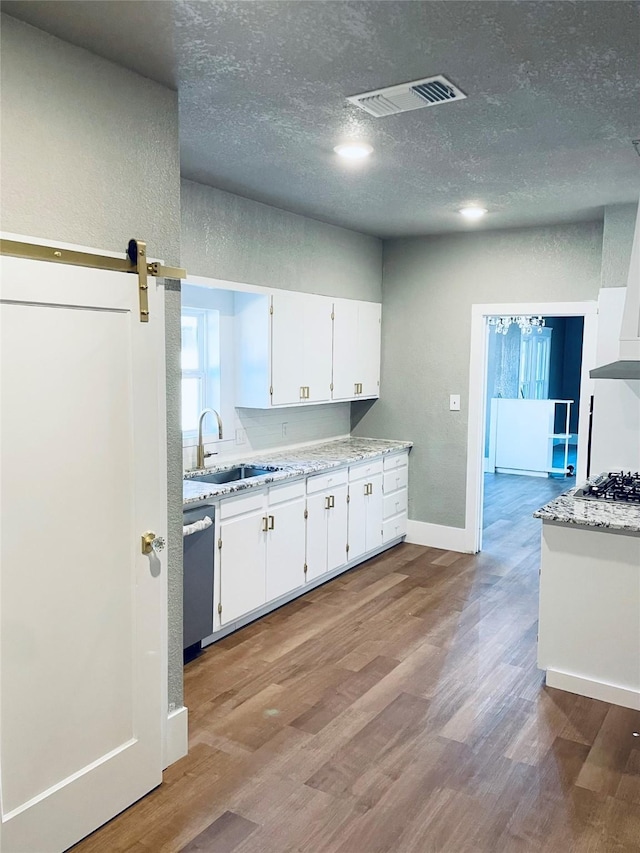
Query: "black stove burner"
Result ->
[[575, 472, 640, 503]]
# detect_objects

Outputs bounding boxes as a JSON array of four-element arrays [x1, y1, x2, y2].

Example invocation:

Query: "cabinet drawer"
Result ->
[[383, 515, 407, 543], [383, 488, 407, 520], [383, 452, 409, 472], [220, 489, 265, 520], [268, 479, 305, 505], [306, 467, 348, 495], [383, 467, 408, 494], [349, 458, 383, 482]]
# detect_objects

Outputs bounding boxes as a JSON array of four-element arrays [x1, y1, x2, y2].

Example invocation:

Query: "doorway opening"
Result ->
[[465, 301, 598, 554]]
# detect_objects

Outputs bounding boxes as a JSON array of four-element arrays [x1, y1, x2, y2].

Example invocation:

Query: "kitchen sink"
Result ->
[[187, 465, 277, 485]]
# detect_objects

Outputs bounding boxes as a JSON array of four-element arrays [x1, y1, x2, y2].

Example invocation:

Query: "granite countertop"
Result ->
[[183, 437, 413, 506], [533, 475, 640, 534]]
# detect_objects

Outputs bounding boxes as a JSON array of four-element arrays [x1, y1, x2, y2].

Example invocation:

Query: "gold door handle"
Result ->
[[262, 516, 269, 532], [141, 531, 165, 555], [268, 515, 275, 530]]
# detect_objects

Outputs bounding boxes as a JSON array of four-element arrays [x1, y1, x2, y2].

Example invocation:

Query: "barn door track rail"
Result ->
[[0, 237, 186, 322]]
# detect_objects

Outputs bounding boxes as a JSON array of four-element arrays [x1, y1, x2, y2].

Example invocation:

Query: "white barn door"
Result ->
[[0, 253, 167, 853]]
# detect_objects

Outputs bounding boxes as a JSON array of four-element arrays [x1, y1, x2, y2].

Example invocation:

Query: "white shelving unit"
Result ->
[[548, 400, 574, 476]]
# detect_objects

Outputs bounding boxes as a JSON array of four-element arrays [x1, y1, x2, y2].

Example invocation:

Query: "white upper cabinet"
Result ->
[[235, 290, 333, 407], [332, 298, 381, 401], [272, 291, 333, 405], [235, 289, 381, 408]]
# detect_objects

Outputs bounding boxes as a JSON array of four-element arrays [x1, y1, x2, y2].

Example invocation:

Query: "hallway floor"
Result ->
[[74, 477, 639, 853]]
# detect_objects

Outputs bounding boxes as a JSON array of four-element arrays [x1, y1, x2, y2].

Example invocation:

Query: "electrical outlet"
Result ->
[[235, 428, 246, 445], [449, 394, 461, 411], [282, 422, 288, 437]]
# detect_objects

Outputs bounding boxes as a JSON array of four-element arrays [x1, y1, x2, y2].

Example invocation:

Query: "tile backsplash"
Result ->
[[182, 402, 351, 470]]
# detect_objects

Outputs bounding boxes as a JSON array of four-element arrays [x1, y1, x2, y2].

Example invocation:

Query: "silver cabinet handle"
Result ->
[[268, 515, 275, 530], [262, 516, 269, 532]]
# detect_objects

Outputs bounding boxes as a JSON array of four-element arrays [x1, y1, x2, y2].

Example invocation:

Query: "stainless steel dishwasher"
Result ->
[[183, 505, 215, 661]]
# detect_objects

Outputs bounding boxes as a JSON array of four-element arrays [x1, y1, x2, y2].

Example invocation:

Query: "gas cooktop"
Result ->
[[574, 472, 640, 503]]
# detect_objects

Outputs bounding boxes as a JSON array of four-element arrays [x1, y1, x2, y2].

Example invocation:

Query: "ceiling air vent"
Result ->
[[347, 75, 466, 118]]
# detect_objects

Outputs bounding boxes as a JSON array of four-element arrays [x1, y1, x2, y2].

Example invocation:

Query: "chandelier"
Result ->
[[488, 315, 545, 335]]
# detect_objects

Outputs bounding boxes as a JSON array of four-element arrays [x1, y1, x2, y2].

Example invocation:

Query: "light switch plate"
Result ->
[[449, 394, 461, 411]]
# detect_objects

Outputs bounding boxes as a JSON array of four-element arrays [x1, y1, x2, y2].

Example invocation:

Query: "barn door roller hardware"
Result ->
[[0, 237, 186, 322]]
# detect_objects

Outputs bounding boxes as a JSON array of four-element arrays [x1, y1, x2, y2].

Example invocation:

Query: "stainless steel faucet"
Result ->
[[196, 408, 224, 469]]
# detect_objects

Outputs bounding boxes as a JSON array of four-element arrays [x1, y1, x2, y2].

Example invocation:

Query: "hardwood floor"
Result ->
[[73, 475, 640, 853]]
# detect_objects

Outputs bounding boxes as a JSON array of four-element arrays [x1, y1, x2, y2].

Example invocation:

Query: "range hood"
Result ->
[[590, 200, 640, 380]]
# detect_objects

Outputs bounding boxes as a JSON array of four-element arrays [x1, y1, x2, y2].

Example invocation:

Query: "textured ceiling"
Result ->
[[3, 0, 640, 237]]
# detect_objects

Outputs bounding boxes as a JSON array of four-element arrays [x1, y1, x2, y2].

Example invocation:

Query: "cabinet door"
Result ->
[[358, 301, 382, 398], [271, 292, 305, 405], [219, 509, 266, 624], [327, 483, 349, 572], [331, 298, 359, 400], [305, 492, 328, 582], [266, 497, 306, 600], [347, 480, 368, 562], [365, 473, 384, 552], [303, 294, 333, 403]]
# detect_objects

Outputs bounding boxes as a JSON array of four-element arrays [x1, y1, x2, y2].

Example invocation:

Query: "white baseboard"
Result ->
[[163, 706, 188, 769], [545, 668, 640, 711], [406, 520, 475, 554]]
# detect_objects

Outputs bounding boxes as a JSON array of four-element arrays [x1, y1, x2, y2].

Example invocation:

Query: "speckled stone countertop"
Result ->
[[183, 437, 413, 506], [534, 476, 640, 534]]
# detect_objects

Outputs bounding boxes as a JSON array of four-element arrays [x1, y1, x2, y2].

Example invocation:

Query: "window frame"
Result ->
[[181, 307, 208, 436]]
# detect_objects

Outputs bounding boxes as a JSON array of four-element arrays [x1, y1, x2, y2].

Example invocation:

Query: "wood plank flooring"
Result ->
[[73, 473, 640, 852]]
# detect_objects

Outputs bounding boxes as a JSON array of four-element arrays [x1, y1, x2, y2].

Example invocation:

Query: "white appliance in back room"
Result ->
[[589, 200, 640, 474]]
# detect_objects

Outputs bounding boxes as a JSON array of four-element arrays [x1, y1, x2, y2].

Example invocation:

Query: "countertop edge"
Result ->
[[533, 474, 640, 535], [183, 438, 413, 506]]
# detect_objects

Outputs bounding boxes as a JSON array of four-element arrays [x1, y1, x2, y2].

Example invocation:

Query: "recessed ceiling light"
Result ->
[[459, 206, 488, 220], [334, 142, 374, 161]]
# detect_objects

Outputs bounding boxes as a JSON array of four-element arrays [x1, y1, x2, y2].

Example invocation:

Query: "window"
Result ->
[[181, 308, 220, 433], [519, 328, 552, 399]]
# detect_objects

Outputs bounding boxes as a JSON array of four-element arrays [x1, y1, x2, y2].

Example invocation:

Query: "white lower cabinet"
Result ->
[[348, 460, 384, 561], [382, 452, 409, 544], [218, 483, 305, 625], [265, 484, 306, 600], [218, 496, 267, 625], [214, 452, 409, 634], [306, 470, 349, 581]]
